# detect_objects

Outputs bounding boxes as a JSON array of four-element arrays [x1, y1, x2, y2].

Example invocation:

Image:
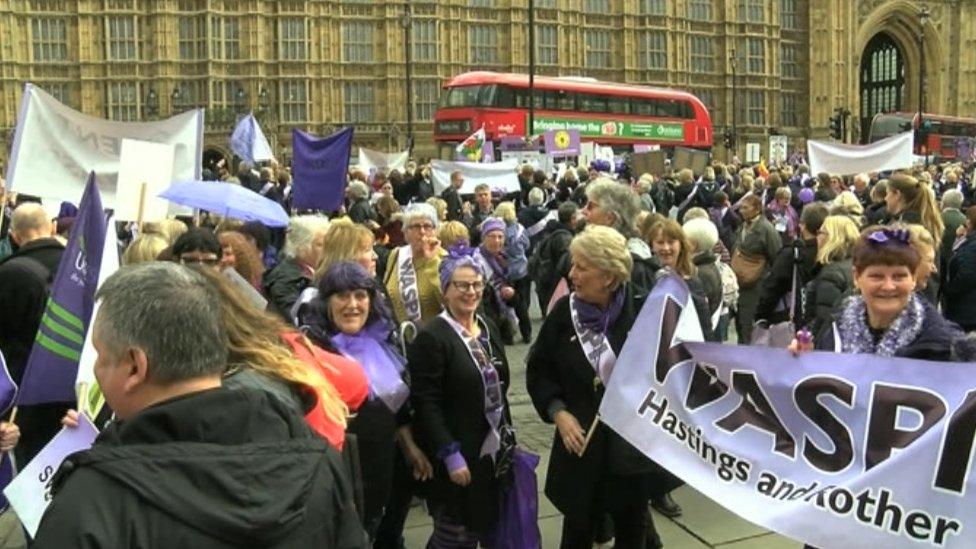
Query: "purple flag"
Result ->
[[18, 172, 106, 405], [229, 112, 274, 166], [0, 352, 16, 510], [291, 127, 354, 212], [544, 129, 581, 158]]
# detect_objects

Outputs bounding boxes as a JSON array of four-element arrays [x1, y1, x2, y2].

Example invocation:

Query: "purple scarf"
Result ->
[[331, 320, 409, 413], [572, 287, 625, 334]]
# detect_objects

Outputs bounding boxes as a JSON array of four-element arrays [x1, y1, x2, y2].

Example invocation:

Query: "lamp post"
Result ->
[[145, 87, 159, 120], [528, 0, 536, 138], [728, 47, 738, 154], [917, 6, 930, 163], [400, 3, 413, 152]]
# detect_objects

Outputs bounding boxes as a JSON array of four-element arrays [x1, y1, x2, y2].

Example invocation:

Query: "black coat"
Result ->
[[347, 198, 376, 225], [802, 257, 854, 338], [693, 251, 723, 319], [526, 286, 679, 524], [407, 315, 511, 534], [262, 257, 310, 322], [33, 388, 366, 549], [755, 239, 818, 324], [944, 234, 976, 331], [441, 187, 463, 222]]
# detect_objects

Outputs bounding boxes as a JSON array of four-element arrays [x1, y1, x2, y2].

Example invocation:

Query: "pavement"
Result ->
[[0, 304, 805, 549]]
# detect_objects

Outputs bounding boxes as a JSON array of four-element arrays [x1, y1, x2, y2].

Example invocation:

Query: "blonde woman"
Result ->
[[802, 215, 860, 337], [883, 173, 944, 250], [122, 233, 168, 265], [314, 219, 378, 279], [830, 190, 865, 227], [437, 220, 470, 249], [907, 223, 939, 303]]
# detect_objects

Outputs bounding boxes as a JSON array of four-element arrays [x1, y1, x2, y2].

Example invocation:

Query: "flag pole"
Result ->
[[136, 182, 147, 232], [0, 190, 7, 239], [7, 407, 16, 425]]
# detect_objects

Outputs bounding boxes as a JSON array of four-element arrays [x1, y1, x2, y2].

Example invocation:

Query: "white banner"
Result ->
[[5, 83, 204, 207], [357, 147, 409, 174], [601, 275, 976, 549], [430, 158, 520, 195], [808, 131, 914, 176]]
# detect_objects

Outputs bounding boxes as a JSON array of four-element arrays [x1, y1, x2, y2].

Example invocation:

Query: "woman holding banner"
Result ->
[[383, 203, 444, 326], [791, 227, 964, 361], [527, 225, 670, 549]]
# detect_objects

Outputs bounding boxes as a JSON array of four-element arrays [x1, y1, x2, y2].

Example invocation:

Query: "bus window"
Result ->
[[556, 90, 576, 110], [632, 99, 654, 116], [608, 96, 630, 115], [495, 86, 516, 108], [438, 85, 498, 108], [580, 93, 608, 112]]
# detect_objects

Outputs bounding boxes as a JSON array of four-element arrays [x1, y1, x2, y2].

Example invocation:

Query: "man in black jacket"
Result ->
[[0, 203, 67, 465], [531, 202, 578, 311], [33, 262, 365, 549], [442, 170, 465, 222]]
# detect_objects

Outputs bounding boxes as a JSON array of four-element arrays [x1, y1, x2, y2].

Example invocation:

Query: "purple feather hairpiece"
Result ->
[[439, 243, 484, 292], [866, 228, 910, 245]]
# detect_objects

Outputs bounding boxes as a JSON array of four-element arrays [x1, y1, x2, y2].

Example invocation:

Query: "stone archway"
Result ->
[[854, 1, 943, 142]]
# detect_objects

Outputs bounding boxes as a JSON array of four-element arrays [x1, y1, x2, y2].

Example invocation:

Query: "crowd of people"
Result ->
[[1, 151, 976, 548]]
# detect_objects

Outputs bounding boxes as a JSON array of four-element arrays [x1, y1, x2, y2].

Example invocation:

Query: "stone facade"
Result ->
[[0, 0, 972, 167]]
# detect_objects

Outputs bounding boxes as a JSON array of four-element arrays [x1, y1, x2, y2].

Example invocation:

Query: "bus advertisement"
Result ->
[[433, 72, 713, 160]]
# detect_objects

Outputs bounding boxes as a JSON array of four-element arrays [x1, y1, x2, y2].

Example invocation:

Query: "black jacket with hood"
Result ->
[[33, 387, 366, 549]]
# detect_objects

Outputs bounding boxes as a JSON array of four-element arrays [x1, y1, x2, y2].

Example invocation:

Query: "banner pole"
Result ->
[[0, 190, 7, 238], [8, 407, 17, 425], [136, 182, 147, 232]]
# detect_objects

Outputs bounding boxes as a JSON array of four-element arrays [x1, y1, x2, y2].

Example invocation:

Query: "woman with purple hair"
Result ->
[[474, 217, 520, 345], [300, 261, 432, 543], [407, 244, 514, 547]]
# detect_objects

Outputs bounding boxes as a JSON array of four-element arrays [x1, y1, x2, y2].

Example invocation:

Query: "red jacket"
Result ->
[[281, 332, 369, 449]]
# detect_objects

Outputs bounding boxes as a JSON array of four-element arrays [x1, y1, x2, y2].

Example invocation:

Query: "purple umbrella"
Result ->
[[159, 180, 289, 227]]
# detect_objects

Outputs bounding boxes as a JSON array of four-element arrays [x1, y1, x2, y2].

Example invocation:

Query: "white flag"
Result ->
[[5, 83, 204, 206], [807, 131, 914, 176]]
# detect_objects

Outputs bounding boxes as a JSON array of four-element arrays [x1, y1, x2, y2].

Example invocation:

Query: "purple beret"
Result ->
[[798, 187, 815, 204], [480, 217, 505, 238]]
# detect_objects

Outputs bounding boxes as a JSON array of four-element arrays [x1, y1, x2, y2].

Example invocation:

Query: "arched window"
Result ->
[[859, 33, 905, 142]]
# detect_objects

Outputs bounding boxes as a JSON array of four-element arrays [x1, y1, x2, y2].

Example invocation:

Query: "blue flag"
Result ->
[[229, 112, 274, 166], [291, 127, 354, 212], [18, 172, 106, 405]]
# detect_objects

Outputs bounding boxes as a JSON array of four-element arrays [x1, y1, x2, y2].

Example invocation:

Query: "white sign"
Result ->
[[808, 131, 914, 176], [746, 143, 762, 163], [114, 139, 176, 222], [357, 147, 409, 174], [5, 83, 204, 207], [500, 151, 552, 174], [4, 414, 99, 537], [430, 158, 521, 195], [769, 135, 788, 165]]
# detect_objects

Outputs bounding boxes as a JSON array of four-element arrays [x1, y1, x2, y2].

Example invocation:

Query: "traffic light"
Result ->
[[723, 128, 736, 149], [829, 114, 842, 140]]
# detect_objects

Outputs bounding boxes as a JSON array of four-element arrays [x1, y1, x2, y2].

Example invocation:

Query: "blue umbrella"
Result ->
[[158, 181, 290, 227]]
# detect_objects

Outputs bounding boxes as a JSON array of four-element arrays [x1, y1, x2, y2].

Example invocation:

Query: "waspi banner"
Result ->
[[601, 275, 975, 549]]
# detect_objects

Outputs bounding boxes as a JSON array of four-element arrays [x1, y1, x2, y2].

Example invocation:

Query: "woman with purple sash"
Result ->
[[475, 217, 520, 345], [300, 261, 432, 542], [408, 244, 514, 548]]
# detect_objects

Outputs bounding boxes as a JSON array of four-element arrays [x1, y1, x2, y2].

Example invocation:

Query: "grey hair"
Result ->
[[585, 177, 641, 238], [402, 202, 439, 228], [283, 215, 330, 259], [94, 263, 227, 382], [527, 187, 545, 206], [347, 180, 369, 200], [942, 189, 964, 210], [682, 218, 719, 253], [11, 203, 50, 235]]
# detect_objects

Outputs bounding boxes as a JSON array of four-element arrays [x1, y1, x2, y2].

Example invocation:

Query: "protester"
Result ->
[[263, 215, 330, 320], [475, 217, 519, 345], [765, 186, 798, 244], [943, 206, 976, 331], [907, 223, 939, 304], [518, 187, 551, 244], [384, 203, 443, 326], [347, 180, 379, 227], [122, 233, 168, 265], [0, 203, 66, 464], [938, 189, 966, 281], [732, 194, 782, 344], [527, 226, 667, 549], [32, 262, 366, 548], [467, 183, 496, 244], [684, 217, 724, 341], [791, 227, 964, 361], [218, 230, 264, 289], [442, 170, 464, 222], [172, 227, 223, 268], [301, 262, 429, 542], [495, 202, 533, 343], [802, 215, 859, 338], [647, 219, 713, 340], [240, 220, 278, 270], [407, 245, 513, 547], [865, 179, 889, 225], [316, 220, 379, 279], [437, 220, 470, 249], [531, 201, 578, 312], [883, 173, 944, 250]]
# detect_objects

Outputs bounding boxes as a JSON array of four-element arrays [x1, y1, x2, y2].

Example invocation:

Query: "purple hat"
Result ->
[[439, 244, 485, 293], [798, 187, 815, 204], [480, 217, 505, 238]]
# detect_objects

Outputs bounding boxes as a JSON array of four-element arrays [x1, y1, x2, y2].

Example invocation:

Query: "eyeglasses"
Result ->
[[407, 223, 435, 232], [451, 280, 486, 293], [180, 255, 220, 266]]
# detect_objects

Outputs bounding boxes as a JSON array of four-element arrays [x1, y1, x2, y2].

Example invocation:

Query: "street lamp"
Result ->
[[728, 47, 738, 153], [528, 0, 536, 138], [145, 87, 159, 120], [400, 4, 413, 152], [171, 86, 181, 113], [917, 6, 930, 161], [235, 86, 247, 114], [259, 86, 270, 114]]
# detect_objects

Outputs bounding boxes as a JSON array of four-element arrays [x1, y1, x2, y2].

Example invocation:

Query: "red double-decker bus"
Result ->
[[869, 111, 976, 160], [433, 72, 713, 159]]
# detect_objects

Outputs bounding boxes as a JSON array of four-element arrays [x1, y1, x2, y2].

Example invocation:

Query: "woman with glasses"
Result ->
[[171, 228, 223, 267], [527, 225, 667, 549], [407, 245, 513, 548], [383, 203, 444, 326]]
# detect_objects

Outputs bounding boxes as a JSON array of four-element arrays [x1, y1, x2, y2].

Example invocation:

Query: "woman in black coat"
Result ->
[[527, 226, 671, 549], [407, 245, 513, 547]]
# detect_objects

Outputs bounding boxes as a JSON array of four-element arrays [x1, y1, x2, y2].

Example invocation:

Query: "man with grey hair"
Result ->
[[263, 215, 330, 320], [0, 203, 66, 464], [940, 188, 967, 281], [346, 180, 377, 227], [442, 170, 464, 222], [32, 262, 365, 548], [852, 172, 871, 208]]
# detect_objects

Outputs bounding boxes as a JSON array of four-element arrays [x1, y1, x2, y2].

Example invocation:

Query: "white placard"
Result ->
[[114, 139, 176, 222], [4, 414, 99, 537], [430, 158, 521, 195], [769, 135, 788, 165], [746, 143, 762, 163]]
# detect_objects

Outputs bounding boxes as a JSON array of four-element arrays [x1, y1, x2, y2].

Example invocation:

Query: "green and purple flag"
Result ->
[[291, 127, 354, 212], [18, 172, 106, 405]]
